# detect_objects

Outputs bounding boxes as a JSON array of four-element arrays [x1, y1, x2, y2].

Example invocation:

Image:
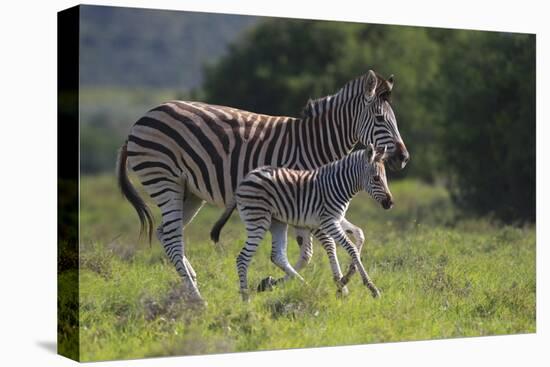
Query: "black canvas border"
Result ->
[[57, 5, 80, 361]]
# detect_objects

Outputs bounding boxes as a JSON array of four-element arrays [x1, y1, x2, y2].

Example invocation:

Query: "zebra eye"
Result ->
[[375, 115, 385, 123], [373, 175, 381, 182]]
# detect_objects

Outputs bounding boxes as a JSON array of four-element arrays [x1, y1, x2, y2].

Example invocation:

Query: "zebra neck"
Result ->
[[320, 152, 365, 203], [294, 97, 359, 170]]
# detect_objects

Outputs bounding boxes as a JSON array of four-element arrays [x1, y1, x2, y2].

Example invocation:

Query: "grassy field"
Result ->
[[73, 174, 535, 361]]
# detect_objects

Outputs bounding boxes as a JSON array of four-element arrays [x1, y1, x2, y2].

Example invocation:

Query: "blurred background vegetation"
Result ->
[[69, 6, 536, 359], [79, 6, 535, 223]]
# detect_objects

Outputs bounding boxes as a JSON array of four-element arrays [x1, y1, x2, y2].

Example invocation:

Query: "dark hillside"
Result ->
[[80, 5, 258, 89]]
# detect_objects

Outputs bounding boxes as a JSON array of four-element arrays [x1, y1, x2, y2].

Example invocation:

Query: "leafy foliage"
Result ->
[[199, 20, 535, 222], [78, 13, 535, 222], [435, 32, 535, 222], [200, 20, 442, 180]]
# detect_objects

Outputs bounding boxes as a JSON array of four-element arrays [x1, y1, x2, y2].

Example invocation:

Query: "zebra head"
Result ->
[[356, 70, 410, 171], [364, 144, 393, 210]]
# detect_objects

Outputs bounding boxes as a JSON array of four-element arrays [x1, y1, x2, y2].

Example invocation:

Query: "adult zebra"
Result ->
[[117, 70, 409, 304]]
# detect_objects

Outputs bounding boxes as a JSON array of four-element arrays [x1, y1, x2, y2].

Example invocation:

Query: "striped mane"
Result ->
[[300, 95, 331, 118], [300, 72, 392, 118], [300, 76, 366, 118]]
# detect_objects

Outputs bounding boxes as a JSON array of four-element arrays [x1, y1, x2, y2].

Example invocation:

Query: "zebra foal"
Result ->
[[211, 144, 393, 301]]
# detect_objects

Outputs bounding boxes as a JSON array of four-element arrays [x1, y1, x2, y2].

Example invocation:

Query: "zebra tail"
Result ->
[[116, 140, 154, 245], [210, 201, 236, 244]]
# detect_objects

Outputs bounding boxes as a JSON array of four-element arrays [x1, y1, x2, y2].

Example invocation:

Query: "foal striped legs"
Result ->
[[241, 219, 306, 299], [293, 227, 314, 272], [236, 211, 271, 301], [270, 221, 305, 284], [321, 220, 380, 298], [313, 229, 350, 296], [340, 218, 366, 285], [258, 222, 363, 295]]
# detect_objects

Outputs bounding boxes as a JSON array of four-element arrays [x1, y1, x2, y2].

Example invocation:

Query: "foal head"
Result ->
[[364, 144, 393, 210]]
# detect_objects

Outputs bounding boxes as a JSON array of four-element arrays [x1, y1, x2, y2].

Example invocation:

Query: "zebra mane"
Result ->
[[300, 76, 366, 119], [300, 96, 331, 118], [299, 72, 392, 118]]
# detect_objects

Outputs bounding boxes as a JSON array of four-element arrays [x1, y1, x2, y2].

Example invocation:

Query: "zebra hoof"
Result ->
[[336, 286, 350, 298], [363, 279, 381, 299], [257, 276, 276, 292], [370, 287, 381, 299]]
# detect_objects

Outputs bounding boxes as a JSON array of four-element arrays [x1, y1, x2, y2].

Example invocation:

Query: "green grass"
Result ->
[[71, 175, 535, 361]]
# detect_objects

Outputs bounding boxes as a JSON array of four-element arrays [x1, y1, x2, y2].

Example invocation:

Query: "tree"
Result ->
[[436, 31, 535, 222], [200, 19, 443, 180], [199, 20, 536, 222]]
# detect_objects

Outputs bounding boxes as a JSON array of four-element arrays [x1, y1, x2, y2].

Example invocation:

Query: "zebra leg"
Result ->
[[321, 221, 380, 298], [237, 215, 271, 301], [157, 192, 203, 303], [313, 229, 349, 297], [340, 218, 365, 285], [157, 192, 205, 304], [269, 220, 305, 286], [183, 258, 197, 285], [259, 226, 311, 292], [179, 193, 205, 286], [293, 227, 313, 272], [134, 163, 205, 303], [158, 227, 198, 284]]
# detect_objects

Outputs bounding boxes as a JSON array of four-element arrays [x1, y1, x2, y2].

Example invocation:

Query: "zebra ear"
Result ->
[[366, 70, 377, 97], [366, 143, 376, 164], [387, 75, 394, 91], [375, 146, 387, 162]]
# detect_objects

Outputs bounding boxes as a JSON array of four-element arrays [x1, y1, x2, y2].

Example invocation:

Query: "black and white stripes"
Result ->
[[117, 70, 408, 303], [211, 145, 392, 300]]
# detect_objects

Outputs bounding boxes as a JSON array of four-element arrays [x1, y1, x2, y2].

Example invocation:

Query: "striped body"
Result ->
[[237, 167, 322, 228], [118, 71, 408, 303], [127, 101, 336, 207], [218, 148, 392, 300], [235, 153, 370, 229]]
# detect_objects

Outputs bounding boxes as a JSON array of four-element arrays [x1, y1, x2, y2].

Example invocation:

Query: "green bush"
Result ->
[[200, 19, 442, 181], [80, 124, 122, 174], [199, 20, 535, 222], [436, 32, 535, 222], [78, 19, 535, 222]]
